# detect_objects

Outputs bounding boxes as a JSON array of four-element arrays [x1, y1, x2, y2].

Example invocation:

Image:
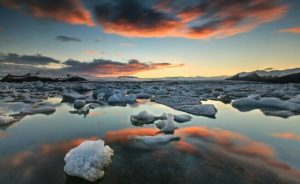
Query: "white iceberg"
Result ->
[[0, 115, 15, 125], [64, 139, 114, 182], [160, 114, 178, 133]]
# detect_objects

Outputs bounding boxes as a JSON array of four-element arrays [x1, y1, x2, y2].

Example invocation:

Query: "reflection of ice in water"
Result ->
[[45, 97, 62, 104]]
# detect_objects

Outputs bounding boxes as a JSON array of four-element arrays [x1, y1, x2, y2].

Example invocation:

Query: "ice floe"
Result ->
[[176, 104, 217, 117], [130, 111, 157, 126], [0, 115, 15, 125], [174, 114, 192, 123], [159, 114, 178, 133], [232, 95, 300, 113], [20, 105, 55, 115]]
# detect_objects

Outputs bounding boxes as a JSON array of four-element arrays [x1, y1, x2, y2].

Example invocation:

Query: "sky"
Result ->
[[0, 0, 299, 78]]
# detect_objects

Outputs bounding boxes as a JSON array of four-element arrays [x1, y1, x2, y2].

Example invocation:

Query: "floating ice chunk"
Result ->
[[174, 114, 192, 123], [108, 93, 136, 103], [232, 96, 300, 112], [69, 104, 90, 116], [62, 92, 87, 102], [74, 100, 86, 109], [155, 120, 166, 129], [154, 96, 200, 107], [289, 94, 300, 105], [20, 106, 56, 115], [263, 111, 294, 119], [260, 98, 300, 112], [160, 114, 178, 133], [129, 134, 180, 147], [158, 113, 168, 120], [103, 89, 115, 99], [0, 115, 15, 125], [176, 104, 217, 117], [130, 111, 156, 126], [64, 139, 114, 182], [248, 94, 261, 100]]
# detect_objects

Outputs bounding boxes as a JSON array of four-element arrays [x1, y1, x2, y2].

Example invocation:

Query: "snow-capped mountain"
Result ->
[[228, 68, 300, 83]]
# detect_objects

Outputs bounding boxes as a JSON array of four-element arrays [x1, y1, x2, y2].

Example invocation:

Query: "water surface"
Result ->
[[1, 98, 300, 184]]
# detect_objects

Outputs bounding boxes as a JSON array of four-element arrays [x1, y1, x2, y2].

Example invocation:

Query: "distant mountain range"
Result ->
[[1, 67, 300, 83], [227, 68, 300, 83]]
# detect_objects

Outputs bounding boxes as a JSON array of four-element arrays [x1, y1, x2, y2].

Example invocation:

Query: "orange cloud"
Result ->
[[272, 132, 300, 142], [176, 4, 205, 23], [1, 0, 94, 26], [279, 27, 300, 34], [94, 0, 289, 39], [99, 21, 183, 38]]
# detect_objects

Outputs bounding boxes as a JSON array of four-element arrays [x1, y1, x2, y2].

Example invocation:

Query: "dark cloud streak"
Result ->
[[56, 35, 81, 42], [0, 53, 60, 65]]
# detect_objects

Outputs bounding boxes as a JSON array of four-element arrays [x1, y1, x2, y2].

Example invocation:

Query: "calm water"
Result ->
[[1, 98, 300, 184]]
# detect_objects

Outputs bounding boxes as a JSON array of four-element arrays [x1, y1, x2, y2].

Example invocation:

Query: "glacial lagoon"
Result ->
[[1, 86, 300, 184]]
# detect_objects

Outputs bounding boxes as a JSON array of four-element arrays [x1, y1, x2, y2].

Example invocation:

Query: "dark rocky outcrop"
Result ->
[[0, 74, 86, 83]]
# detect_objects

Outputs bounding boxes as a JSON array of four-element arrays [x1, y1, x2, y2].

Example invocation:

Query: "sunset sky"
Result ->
[[0, 0, 299, 78]]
